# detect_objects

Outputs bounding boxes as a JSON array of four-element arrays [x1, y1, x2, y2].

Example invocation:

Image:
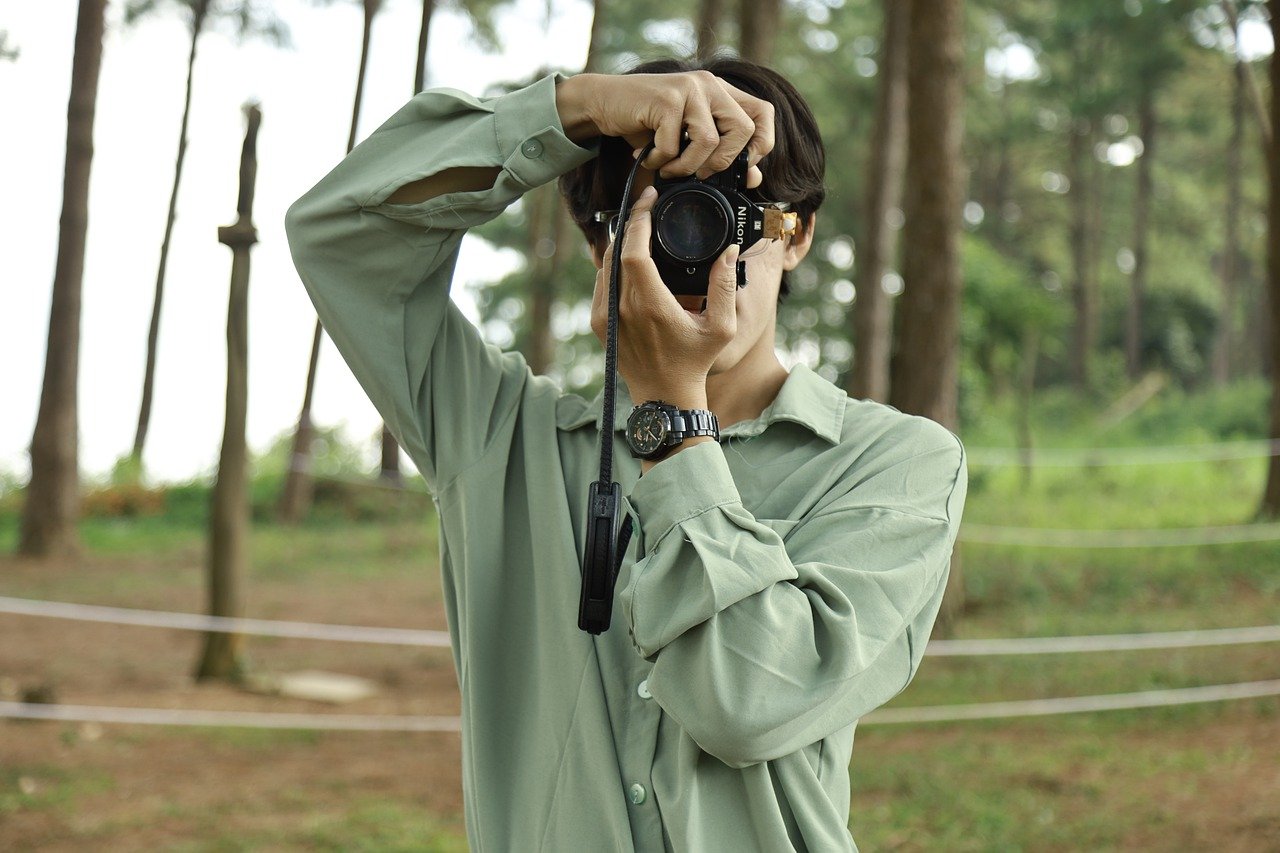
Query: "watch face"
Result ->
[[628, 408, 671, 455]]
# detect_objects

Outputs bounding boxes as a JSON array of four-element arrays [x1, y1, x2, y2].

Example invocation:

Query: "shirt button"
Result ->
[[637, 679, 652, 700], [629, 782, 647, 805], [521, 138, 544, 158]]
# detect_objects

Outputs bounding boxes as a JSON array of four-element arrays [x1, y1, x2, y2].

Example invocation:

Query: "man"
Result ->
[[285, 56, 967, 853]]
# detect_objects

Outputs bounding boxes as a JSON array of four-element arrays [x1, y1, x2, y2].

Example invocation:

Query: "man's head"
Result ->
[[558, 55, 827, 308]]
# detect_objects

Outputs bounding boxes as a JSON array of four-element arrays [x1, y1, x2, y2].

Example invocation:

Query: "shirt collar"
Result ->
[[556, 362, 846, 445]]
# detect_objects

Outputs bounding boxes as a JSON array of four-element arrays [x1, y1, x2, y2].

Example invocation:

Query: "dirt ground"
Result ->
[[2, 550, 1278, 851]]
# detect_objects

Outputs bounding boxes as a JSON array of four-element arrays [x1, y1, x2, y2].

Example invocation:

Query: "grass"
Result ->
[[2, 379, 1278, 850]]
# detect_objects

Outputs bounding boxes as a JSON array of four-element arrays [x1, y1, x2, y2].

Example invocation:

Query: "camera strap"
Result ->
[[577, 140, 656, 635]]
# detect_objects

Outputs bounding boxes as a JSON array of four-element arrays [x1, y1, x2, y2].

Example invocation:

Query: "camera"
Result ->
[[649, 148, 764, 297]]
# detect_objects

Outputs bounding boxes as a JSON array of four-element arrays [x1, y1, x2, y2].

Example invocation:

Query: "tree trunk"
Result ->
[[1258, 0, 1280, 517], [888, 0, 966, 632], [738, 0, 782, 64], [586, 0, 606, 72], [848, 0, 909, 403], [280, 1, 392, 521], [696, 0, 723, 59], [415, 0, 435, 92], [1067, 115, 1094, 390], [18, 0, 106, 558], [1213, 23, 1246, 384], [131, 0, 210, 473], [196, 102, 261, 681], [1222, 0, 1273, 154], [1127, 85, 1155, 380]]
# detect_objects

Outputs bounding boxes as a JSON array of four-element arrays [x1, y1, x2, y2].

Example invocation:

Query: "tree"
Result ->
[[848, 0, 908, 403], [195, 101, 261, 681], [889, 0, 966, 629], [121, 0, 291, 477], [1258, 0, 1280, 518], [18, 0, 108, 558], [738, 0, 782, 64], [696, 0, 723, 58]]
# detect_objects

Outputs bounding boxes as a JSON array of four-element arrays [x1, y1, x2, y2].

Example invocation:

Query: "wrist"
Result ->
[[629, 389, 709, 412], [640, 435, 714, 474], [555, 74, 602, 144]]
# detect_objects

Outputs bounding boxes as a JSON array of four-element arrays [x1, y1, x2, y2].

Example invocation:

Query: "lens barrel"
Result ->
[[653, 186, 733, 263]]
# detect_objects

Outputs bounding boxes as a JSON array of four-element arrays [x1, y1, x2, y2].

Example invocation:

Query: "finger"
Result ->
[[697, 90, 755, 180], [703, 243, 740, 339], [640, 108, 683, 173], [619, 186, 677, 318], [746, 164, 763, 189], [659, 100, 718, 179], [713, 78, 775, 165]]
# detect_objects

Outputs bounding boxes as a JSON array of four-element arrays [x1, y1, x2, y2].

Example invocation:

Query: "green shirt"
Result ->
[[285, 72, 968, 853]]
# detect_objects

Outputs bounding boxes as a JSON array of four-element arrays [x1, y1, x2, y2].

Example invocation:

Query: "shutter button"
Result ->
[[521, 138, 544, 158], [637, 679, 652, 700], [629, 782, 647, 805]]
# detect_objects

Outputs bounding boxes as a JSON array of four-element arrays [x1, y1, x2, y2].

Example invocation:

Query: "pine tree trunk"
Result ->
[[1258, 0, 1280, 517], [18, 0, 106, 558], [848, 0, 908, 403], [696, 0, 723, 59], [1067, 115, 1094, 390], [1127, 86, 1155, 380], [131, 0, 210, 473], [739, 0, 782, 64], [196, 103, 261, 681], [280, 1, 392, 520], [1213, 27, 1245, 384], [888, 0, 966, 632]]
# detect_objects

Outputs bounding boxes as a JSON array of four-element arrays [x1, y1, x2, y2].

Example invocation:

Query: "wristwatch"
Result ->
[[625, 400, 720, 461]]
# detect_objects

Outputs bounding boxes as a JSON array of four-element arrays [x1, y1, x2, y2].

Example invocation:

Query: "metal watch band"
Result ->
[[668, 408, 719, 440]]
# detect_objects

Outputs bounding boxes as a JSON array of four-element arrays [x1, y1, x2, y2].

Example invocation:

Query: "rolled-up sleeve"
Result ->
[[619, 422, 967, 769], [283, 73, 597, 491]]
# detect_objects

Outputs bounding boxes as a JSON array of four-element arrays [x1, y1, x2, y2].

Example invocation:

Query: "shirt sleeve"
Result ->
[[283, 72, 598, 491], [618, 419, 968, 769]]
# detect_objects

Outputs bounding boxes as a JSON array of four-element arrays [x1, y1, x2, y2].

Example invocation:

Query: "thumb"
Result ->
[[704, 243, 741, 335]]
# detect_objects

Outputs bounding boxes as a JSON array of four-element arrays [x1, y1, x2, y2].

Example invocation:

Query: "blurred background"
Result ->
[[2, 0, 1279, 849]]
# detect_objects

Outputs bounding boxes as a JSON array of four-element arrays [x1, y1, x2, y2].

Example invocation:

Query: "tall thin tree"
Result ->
[[18, 0, 108, 558], [848, 0, 909, 403], [888, 0, 966, 629], [738, 0, 781, 64], [1258, 0, 1280, 517], [123, 0, 290, 477]]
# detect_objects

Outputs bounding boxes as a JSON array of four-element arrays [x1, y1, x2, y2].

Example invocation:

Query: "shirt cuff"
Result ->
[[494, 72, 599, 190], [627, 440, 742, 551]]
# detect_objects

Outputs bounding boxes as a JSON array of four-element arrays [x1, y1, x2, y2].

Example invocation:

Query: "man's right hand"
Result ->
[[555, 71, 775, 184]]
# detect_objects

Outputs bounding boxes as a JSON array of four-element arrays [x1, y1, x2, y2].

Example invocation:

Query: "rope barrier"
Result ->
[[4, 679, 1277, 729], [861, 679, 1280, 724], [925, 624, 1280, 655], [959, 521, 1280, 548], [0, 701, 460, 731], [0, 596, 451, 647], [3, 596, 1279, 656], [966, 438, 1280, 467]]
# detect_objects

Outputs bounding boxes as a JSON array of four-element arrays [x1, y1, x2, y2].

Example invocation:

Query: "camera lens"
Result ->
[[654, 188, 732, 262]]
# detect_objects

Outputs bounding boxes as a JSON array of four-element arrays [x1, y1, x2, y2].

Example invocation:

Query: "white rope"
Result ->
[[4, 679, 1277, 729], [926, 624, 1280, 655], [862, 679, 1280, 724], [4, 596, 1279, 656], [0, 596, 451, 647], [967, 438, 1280, 467], [960, 521, 1280, 548], [0, 701, 459, 731]]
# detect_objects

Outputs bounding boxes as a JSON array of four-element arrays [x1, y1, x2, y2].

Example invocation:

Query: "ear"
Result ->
[[782, 212, 817, 271]]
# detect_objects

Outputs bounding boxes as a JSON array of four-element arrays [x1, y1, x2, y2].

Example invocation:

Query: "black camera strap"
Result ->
[[578, 141, 656, 635]]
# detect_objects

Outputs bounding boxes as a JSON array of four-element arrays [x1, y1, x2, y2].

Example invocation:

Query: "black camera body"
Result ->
[[650, 148, 756, 297]]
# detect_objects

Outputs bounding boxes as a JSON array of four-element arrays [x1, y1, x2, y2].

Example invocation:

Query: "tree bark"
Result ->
[[848, 0, 909, 403], [696, 0, 723, 59], [196, 102, 261, 681], [131, 0, 210, 473], [738, 0, 782, 64], [1258, 0, 1280, 517], [888, 0, 966, 633], [18, 0, 107, 558], [1127, 85, 1156, 380], [1067, 115, 1095, 390], [1213, 19, 1246, 384], [280, 0, 393, 521]]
